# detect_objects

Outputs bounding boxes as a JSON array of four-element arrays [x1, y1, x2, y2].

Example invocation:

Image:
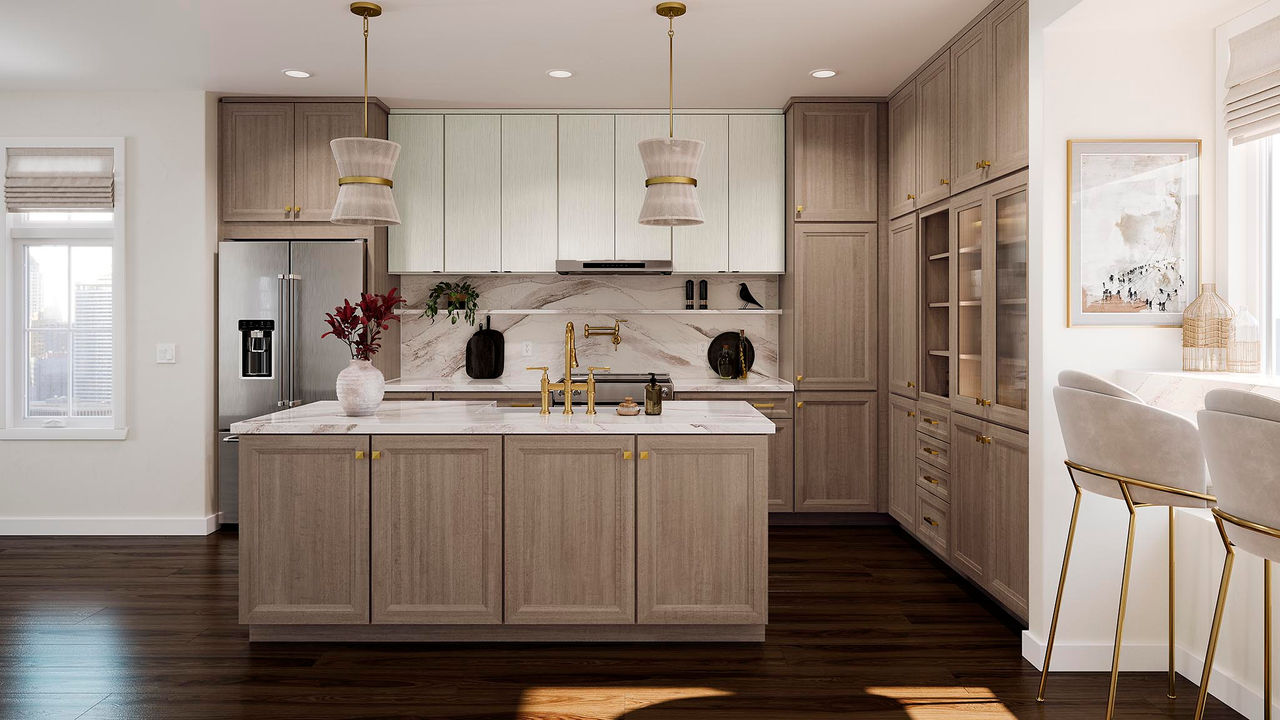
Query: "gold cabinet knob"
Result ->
[[906, 381, 915, 388], [906, 411, 916, 418], [639, 451, 650, 460], [371, 450, 382, 460], [285, 206, 293, 215], [355, 450, 365, 459], [796, 375, 803, 382], [796, 204, 805, 216], [294, 205, 302, 214], [907, 193, 916, 200], [796, 401, 805, 408], [975, 434, 992, 444], [623, 450, 634, 460], [975, 160, 992, 169], [940, 178, 950, 185]]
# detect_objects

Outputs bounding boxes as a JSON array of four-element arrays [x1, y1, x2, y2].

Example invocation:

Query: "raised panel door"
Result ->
[[388, 114, 444, 272], [673, 114, 729, 271], [950, 23, 992, 194], [444, 115, 502, 272], [559, 115, 615, 260], [887, 395, 918, 527], [220, 102, 294, 222], [501, 115, 559, 272], [793, 224, 877, 390], [794, 392, 877, 512], [986, 423, 1028, 620], [888, 83, 919, 219], [370, 436, 502, 624], [768, 418, 794, 512], [888, 214, 918, 397], [614, 114, 672, 260], [949, 412, 990, 580], [917, 54, 952, 206], [294, 103, 365, 221], [238, 435, 369, 624], [791, 103, 877, 222], [990, 0, 1029, 178], [504, 435, 636, 624], [636, 436, 767, 624], [728, 114, 785, 273]]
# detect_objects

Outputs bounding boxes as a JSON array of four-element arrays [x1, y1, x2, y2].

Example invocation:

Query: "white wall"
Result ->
[[0, 91, 217, 534]]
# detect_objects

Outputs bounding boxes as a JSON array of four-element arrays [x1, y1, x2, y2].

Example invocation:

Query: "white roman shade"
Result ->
[[1225, 15, 1280, 145], [4, 147, 115, 212]]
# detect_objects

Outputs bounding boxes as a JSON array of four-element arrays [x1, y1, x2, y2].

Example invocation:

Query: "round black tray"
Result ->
[[706, 332, 754, 376]]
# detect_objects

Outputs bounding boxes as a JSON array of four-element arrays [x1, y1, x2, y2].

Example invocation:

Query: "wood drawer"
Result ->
[[915, 487, 950, 558], [916, 402, 950, 441], [916, 434, 950, 471], [434, 392, 541, 408], [677, 392, 793, 419], [916, 461, 950, 502]]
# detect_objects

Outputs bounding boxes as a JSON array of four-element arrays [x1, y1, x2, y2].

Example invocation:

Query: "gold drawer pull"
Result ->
[[976, 160, 992, 169], [907, 193, 916, 200], [509, 402, 535, 408], [623, 451, 633, 460], [923, 475, 940, 485], [906, 411, 916, 418], [796, 401, 805, 408], [355, 450, 365, 459], [975, 397, 992, 407], [940, 178, 950, 185], [639, 451, 650, 460], [923, 515, 940, 527], [752, 403, 775, 409], [922, 417, 939, 426], [921, 447, 940, 456], [976, 434, 992, 444]]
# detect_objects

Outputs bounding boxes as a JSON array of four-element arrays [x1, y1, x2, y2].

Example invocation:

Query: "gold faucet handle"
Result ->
[[526, 366, 548, 371], [588, 366, 611, 376]]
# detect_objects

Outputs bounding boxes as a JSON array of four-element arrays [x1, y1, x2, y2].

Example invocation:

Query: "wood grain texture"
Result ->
[[500, 115, 559, 272], [917, 458, 952, 502], [370, 436, 502, 625], [794, 391, 877, 513], [767, 418, 795, 512], [388, 114, 445, 272], [791, 103, 878, 222], [916, 433, 951, 472], [250, 623, 764, 643], [636, 436, 768, 624], [917, 53, 953, 207], [673, 114, 729, 271], [793, 224, 878, 390], [613, 114, 673, 261], [444, 115, 503, 272], [675, 393, 793, 419], [990, 0, 1029, 179], [238, 435, 369, 625], [220, 102, 294, 222], [559, 114, 615, 261], [888, 82, 919, 220], [916, 398, 951, 441], [949, 22, 991, 194], [986, 422, 1029, 619], [888, 214, 919, 396], [916, 485, 951, 558], [503, 435, 636, 624], [948, 411, 988, 583], [887, 394, 918, 527], [728, 114, 786, 273], [294, 103, 367, 221]]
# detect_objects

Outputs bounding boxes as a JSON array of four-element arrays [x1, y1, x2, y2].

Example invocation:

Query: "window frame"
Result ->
[[1, 138, 126, 440]]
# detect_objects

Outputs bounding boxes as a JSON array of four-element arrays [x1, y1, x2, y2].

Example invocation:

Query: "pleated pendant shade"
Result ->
[[330, 136, 401, 226], [637, 137, 704, 226]]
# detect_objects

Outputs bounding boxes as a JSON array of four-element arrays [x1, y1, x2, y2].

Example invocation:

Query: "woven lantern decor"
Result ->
[[1182, 283, 1234, 372], [1227, 305, 1261, 373]]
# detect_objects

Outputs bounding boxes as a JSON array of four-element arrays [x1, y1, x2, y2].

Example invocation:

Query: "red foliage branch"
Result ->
[[321, 287, 405, 361]]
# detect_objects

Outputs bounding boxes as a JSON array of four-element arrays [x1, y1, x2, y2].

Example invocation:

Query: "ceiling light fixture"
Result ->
[[547, 69, 573, 78], [810, 69, 837, 78], [637, 1, 703, 227], [283, 69, 312, 78], [330, 1, 401, 226]]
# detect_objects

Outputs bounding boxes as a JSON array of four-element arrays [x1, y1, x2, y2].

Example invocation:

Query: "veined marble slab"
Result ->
[[1115, 369, 1280, 421], [385, 372, 794, 394], [230, 400, 777, 435]]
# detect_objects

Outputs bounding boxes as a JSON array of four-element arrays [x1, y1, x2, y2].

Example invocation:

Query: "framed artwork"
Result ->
[[1067, 139, 1201, 327]]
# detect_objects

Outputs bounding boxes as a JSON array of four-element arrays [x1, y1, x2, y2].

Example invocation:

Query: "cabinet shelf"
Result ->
[[928, 251, 950, 261], [958, 300, 981, 307], [997, 298, 1027, 306], [927, 350, 951, 358], [927, 302, 949, 309], [957, 246, 982, 255], [958, 353, 981, 361]]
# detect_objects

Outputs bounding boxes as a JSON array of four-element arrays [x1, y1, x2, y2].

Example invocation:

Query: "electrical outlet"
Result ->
[[156, 343, 176, 364], [521, 341, 534, 358]]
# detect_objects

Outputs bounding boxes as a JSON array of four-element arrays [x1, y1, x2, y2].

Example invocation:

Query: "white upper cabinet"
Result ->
[[559, 115, 615, 262], [673, 114, 728, 272], [501, 115, 558, 272], [727, 114, 784, 273], [444, 115, 502, 273], [388, 114, 444, 273], [614, 114, 672, 261]]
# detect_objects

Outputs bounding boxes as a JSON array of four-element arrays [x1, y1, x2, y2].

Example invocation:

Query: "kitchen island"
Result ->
[[230, 400, 773, 642]]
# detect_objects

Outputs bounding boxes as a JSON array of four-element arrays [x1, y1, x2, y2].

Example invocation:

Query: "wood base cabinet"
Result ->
[[794, 392, 877, 512], [887, 395, 918, 526]]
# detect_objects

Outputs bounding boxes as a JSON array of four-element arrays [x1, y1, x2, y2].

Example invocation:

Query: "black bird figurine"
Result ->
[[738, 283, 764, 310]]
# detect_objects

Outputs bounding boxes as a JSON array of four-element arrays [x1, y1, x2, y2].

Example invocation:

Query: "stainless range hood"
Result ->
[[555, 259, 674, 275]]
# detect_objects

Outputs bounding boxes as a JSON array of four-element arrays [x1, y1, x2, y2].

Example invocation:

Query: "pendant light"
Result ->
[[330, 1, 401, 226], [637, 1, 704, 227]]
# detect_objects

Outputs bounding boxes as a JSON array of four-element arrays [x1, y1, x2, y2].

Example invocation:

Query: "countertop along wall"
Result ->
[[0, 91, 218, 534]]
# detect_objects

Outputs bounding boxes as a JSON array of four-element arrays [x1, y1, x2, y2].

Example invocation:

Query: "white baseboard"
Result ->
[[1023, 631, 1274, 720], [0, 514, 220, 536]]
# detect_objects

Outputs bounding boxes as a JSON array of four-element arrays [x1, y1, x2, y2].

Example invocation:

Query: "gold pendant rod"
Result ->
[[363, 14, 369, 138], [668, 17, 674, 138]]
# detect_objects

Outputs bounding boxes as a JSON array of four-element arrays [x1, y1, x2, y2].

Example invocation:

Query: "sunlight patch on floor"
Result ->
[[866, 686, 1018, 719], [519, 685, 732, 718]]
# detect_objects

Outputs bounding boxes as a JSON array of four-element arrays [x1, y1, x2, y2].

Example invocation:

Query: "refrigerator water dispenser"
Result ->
[[238, 319, 274, 378]]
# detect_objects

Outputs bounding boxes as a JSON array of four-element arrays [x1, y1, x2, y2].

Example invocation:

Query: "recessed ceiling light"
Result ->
[[283, 69, 311, 79], [810, 69, 837, 79], [547, 69, 573, 78]]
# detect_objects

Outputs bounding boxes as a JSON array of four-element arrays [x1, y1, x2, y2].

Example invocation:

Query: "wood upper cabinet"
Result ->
[[888, 82, 919, 219], [887, 395, 918, 527], [559, 115, 616, 261], [636, 436, 768, 624], [950, 0, 1027, 193], [789, 102, 878, 222], [728, 114, 785, 273], [501, 115, 559, 272], [444, 115, 502, 272], [220, 103, 295, 222], [370, 436, 502, 625], [794, 391, 877, 512], [504, 435, 636, 624], [791, 223, 877, 390], [294, 103, 366, 221], [917, 53, 952, 206], [388, 114, 445, 273], [238, 435, 370, 625], [888, 214, 919, 397]]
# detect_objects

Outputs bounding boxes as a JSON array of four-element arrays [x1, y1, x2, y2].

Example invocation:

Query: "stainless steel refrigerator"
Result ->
[[217, 239, 367, 524]]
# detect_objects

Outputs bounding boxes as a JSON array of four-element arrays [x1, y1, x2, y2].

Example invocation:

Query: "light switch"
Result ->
[[156, 343, 176, 364]]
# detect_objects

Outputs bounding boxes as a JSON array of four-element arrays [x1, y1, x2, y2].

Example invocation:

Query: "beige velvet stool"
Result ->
[[1195, 388, 1280, 720], [1043, 371, 1215, 719]]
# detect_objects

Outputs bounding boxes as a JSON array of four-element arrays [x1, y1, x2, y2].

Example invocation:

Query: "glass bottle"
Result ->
[[716, 344, 735, 379], [644, 372, 663, 416]]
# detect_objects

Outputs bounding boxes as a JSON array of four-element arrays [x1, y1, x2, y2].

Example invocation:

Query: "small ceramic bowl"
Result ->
[[616, 397, 641, 416]]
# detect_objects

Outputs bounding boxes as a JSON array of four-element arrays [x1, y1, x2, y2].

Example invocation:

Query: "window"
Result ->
[[1230, 136, 1280, 374], [2, 141, 125, 439]]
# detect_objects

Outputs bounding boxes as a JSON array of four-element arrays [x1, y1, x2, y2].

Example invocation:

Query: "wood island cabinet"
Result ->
[[677, 392, 794, 512], [794, 392, 877, 512]]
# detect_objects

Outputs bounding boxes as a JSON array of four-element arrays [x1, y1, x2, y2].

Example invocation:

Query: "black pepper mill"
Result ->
[[644, 372, 663, 416]]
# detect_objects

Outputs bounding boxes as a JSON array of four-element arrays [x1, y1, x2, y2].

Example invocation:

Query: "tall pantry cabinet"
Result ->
[[782, 101, 880, 513]]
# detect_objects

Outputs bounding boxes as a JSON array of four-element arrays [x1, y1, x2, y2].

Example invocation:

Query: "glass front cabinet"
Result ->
[[948, 169, 1027, 430]]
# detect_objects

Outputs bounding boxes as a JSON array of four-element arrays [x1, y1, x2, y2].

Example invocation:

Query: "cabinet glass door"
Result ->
[[993, 187, 1028, 423], [954, 203, 984, 409]]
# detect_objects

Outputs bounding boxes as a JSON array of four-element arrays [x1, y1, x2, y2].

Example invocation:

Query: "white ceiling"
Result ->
[[1, 0, 992, 108]]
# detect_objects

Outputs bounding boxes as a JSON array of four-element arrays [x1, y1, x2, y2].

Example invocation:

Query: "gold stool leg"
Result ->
[[1194, 542, 1235, 720], [1266, 559, 1272, 720], [1169, 506, 1177, 699], [1106, 486, 1139, 720], [1038, 483, 1083, 702]]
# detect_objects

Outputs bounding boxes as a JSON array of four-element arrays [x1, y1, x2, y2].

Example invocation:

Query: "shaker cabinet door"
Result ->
[[986, 423, 1028, 620], [888, 83, 919, 220], [948, 412, 989, 581], [790, 103, 878, 222], [794, 392, 877, 512], [990, 0, 1029, 179], [949, 22, 992, 194], [887, 395, 919, 527], [793, 224, 878, 390], [294, 103, 366, 221], [220, 103, 295, 222], [917, 53, 952, 206]]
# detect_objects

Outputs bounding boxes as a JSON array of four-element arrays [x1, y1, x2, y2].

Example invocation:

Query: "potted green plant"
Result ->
[[422, 280, 479, 326]]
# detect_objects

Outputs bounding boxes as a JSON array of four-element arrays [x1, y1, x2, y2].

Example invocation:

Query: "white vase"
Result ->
[[336, 359, 385, 416]]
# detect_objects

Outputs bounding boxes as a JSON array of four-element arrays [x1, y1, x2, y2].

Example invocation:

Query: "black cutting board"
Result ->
[[466, 316, 504, 379]]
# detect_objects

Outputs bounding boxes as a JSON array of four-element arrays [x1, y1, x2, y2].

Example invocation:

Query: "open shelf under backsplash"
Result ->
[[394, 308, 782, 316]]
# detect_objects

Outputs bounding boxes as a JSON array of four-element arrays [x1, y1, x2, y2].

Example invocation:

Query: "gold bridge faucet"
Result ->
[[527, 322, 609, 415]]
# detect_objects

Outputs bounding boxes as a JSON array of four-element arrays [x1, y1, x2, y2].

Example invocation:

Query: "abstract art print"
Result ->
[[1068, 140, 1200, 327]]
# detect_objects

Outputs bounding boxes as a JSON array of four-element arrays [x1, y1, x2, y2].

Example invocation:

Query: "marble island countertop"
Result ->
[[384, 372, 795, 394], [230, 400, 778, 435]]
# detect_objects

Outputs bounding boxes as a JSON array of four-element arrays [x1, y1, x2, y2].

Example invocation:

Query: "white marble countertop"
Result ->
[[1116, 369, 1280, 421], [385, 372, 794, 394], [231, 400, 777, 435]]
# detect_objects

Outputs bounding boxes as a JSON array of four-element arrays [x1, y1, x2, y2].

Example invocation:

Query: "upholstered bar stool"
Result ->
[[1042, 371, 1215, 719], [1195, 388, 1280, 720]]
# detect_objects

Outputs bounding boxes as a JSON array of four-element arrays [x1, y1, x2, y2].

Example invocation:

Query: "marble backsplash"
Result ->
[[397, 275, 779, 381]]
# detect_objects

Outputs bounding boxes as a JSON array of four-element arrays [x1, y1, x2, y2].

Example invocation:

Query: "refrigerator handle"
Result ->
[[277, 274, 290, 408], [288, 274, 301, 407]]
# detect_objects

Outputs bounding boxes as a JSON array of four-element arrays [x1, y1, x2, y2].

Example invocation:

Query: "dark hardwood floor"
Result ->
[[0, 526, 1242, 719]]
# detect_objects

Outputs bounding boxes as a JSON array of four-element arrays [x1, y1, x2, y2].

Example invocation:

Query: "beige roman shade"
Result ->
[[4, 147, 115, 212], [1225, 15, 1280, 145]]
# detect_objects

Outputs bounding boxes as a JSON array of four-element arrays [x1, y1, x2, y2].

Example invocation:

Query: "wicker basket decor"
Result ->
[[1182, 283, 1234, 372]]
